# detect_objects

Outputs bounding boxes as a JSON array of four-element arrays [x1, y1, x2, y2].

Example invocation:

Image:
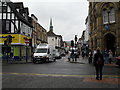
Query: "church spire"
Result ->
[[49, 18, 53, 32]]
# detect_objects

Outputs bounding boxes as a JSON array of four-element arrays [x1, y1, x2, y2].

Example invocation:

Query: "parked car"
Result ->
[[116, 56, 120, 66], [55, 52, 61, 59]]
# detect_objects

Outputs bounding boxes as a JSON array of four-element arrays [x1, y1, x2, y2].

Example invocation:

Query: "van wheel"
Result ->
[[54, 59, 56, 62], [33, 60, 36, 64], [46, 58, 49, 62]]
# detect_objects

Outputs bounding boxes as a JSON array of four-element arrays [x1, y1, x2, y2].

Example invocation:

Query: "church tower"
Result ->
[[49, 18, 53, 32]]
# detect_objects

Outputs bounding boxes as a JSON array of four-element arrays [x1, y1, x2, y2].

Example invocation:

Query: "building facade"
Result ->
[[36, 23, 47, 45], [89, 2, 120, 56], [0, 1, 33, 61], [31, 14, 38, 50]]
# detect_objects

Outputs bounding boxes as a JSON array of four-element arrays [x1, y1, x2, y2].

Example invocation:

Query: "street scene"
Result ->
[[0, 0, 120, 89], [2, 56, 120, 88]]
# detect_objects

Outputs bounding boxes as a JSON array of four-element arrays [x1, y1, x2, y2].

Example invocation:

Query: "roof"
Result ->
[[47, 30, 57, 37], [7, 2, 33, 28]]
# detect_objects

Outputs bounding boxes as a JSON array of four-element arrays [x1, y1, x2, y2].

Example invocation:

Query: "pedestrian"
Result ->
[[93, 49, 104, 80], [74, 48, 78, 62], [82, 51, 85, 59], [103, 49, 109, 64], [88, 49, 93, 64], [68, 50, 71, 61], [108, 50, 113, 64], [93, 48, 97, 56], [71, 49, 74, 62]]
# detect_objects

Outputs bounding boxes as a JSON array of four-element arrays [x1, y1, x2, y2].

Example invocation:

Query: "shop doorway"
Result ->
[[104, 33, 116, 56]]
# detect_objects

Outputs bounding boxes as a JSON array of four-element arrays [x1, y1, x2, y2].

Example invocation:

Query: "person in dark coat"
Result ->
[[93, 49, 104, 80], [88, 49, 93, 64], [71, 49, 74, 62]]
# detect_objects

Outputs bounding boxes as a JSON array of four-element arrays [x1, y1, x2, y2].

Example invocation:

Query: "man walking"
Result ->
[[93, 49, 104, 80]]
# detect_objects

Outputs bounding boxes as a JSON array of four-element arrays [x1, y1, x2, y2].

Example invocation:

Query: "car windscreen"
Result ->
[[35, 48, 47, 53]]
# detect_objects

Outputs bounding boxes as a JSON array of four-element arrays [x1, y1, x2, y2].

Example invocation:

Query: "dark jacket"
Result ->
[[93, 53, 104, 66]]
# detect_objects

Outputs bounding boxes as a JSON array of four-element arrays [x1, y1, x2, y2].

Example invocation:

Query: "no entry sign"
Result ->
[[25, 39, 30, 44]]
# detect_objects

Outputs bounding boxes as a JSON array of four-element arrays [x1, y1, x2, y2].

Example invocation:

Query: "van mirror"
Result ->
[[48, 49, 50, 54]]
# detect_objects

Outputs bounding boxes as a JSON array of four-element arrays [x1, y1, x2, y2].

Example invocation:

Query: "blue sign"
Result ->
[[105, 25, 109, 30]]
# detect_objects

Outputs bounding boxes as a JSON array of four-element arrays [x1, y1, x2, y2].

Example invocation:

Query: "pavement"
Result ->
[[65, 56, 118, 66], [64, 56, 120, 85]]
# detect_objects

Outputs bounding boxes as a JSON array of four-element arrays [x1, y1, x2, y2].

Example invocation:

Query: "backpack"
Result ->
[[96, 56, 103, 65]]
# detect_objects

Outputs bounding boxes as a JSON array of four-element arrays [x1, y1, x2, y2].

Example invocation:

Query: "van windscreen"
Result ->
[[35, 48, 47, 53]]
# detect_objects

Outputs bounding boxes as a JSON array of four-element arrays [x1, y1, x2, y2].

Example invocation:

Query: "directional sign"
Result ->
[[25, 39, 30, 44]]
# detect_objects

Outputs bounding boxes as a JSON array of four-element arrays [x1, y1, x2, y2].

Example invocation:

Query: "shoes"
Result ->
[[96, 77, 99, 80], [100, 78, 102, 80]]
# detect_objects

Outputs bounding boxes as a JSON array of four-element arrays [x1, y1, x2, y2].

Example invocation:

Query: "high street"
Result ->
[[2, 56, 120, 88]]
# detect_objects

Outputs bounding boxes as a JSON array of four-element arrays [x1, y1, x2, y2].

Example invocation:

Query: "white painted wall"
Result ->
[[48, 36, 61, 50]]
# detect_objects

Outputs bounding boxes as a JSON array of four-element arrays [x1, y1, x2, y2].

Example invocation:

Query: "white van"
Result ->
[[33, 44, 56, 63]]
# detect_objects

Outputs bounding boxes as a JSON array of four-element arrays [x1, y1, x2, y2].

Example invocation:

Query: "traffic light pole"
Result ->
[[6, 44, 8, 63], [26, 43, 27, 63]]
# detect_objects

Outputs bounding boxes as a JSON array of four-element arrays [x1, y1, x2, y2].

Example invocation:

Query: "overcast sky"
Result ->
[[11, 0, 89, 41]]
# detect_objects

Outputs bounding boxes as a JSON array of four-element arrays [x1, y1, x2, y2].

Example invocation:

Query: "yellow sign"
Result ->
[[0, 34, 31, 45]]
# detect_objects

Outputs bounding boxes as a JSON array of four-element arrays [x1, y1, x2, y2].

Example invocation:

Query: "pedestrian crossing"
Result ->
[[1, 72, 120, 78]]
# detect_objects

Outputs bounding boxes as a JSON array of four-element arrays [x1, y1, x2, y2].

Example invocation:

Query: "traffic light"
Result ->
[[4, 39, 8, 45], [75, 35, 77, 42], [8, 35, 12, 43], [71, 40, 74, 47]]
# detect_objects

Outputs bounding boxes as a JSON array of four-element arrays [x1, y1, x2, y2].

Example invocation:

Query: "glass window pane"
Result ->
[[0, 6, 2, 13], [11, 23, 14, 33], [11, 13, 14, 19], [3, 13, 6, 19], [103, 10, 108, 24], [0, 13, 2, 19], [16, 21, 18, 29], [7, 13, 10, 19], [7, 6, 11, 12], [109, 8, 115, 23]]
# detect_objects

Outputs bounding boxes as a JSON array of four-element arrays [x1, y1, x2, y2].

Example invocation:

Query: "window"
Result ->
[[2, 6, 7, 13], [109, 8, 115, 23], [2, 20, 11, 33], [103, 9, 108, 24], [7, 13, 10, 19], [0, 13, 2, 19], [11, 23, 14, 33], [0, 6, 2, 13], [11, 13, 14, 19], [3, 13, 6, 19], [103, 7, 115, 24], [7, 6, 11, 12], [6, 20, 10, 33]]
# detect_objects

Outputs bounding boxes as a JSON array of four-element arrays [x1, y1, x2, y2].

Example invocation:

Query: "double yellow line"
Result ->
[[0, 72, 120, 78]]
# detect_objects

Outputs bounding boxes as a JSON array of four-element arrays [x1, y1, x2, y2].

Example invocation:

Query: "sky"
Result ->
[[11, 0, 89, 41]]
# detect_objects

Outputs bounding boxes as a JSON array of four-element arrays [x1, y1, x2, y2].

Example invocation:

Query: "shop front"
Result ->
[[0, 34, 32, 62]]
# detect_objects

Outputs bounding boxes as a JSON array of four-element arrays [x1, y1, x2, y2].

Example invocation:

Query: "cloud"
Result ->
[[11, 0, 89, 41]]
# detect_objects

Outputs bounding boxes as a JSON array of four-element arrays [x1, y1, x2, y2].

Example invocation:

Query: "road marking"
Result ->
[[1, 72, 120, 78]]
